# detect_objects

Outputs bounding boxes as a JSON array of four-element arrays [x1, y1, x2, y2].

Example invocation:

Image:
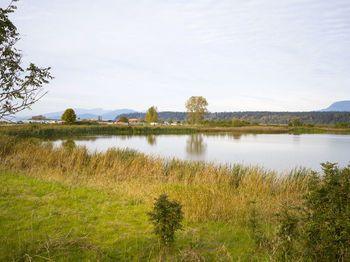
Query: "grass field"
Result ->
[[1, 127, 348, 260], [0, 172, 267, 261]]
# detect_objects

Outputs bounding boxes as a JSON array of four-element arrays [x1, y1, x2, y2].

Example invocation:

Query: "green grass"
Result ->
[[0, 172, 267, 261]]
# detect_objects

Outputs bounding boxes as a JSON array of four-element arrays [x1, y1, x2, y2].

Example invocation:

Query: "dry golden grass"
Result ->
[[0, 136, 311, 223]]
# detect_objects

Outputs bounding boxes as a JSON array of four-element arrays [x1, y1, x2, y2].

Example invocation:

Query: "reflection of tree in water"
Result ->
[[62, 139, 76, 150], [186, 134, 207, 155], [146, 135, 157, 146], [232, 134, 242, 140], [119, 135, 133, 141]]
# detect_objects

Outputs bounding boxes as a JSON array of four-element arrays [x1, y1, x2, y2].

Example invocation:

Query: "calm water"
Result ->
[[54, 133, 350, 172]]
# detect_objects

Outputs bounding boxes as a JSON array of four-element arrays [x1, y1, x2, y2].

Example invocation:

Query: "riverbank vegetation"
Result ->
[[1, 122, 350, 139], [0, 136, 349, 260]]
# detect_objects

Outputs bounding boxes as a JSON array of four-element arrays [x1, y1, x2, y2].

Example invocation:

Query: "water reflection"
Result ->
[[52, 133, 350, 171], [62, 139, 76, 150], [146, 135, 157, 146], [186, 134, 207, 155]]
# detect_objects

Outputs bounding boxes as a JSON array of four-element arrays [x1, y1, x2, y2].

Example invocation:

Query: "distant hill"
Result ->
[[321, 101, 350, 112], [25, 108, 136, 120], [122, 111, 350, 125], [102, 109, 137, 120]]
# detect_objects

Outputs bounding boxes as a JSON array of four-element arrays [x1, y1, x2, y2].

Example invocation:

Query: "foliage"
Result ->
[[335, 122, 349, 128], [272, 163, 350, 261], [232, 119, 244, 127], [61, 108, 76, 123], [0, 0, 53, 119], [248, 201, 269, 249], [302, 163, 350, 261], [292, 118, 303, 127], [118, 115, 128, 123], [145, 106, 158, 123], [122, 111, 350, 126], [185, 96, 208, 124], [273, 203, 301, 261], [148, 194, 183, 245]]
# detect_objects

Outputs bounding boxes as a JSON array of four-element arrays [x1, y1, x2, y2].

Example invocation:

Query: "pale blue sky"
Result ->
[[4, 0, 350, 115]]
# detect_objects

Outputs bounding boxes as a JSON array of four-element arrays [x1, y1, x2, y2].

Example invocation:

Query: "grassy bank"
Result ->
[[0, 173, 262, 261], [2, 123, 350, 140], [1, 136, 349, 260], [0, 136, 310, 223]]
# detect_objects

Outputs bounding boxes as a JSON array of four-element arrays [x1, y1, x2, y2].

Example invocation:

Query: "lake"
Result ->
[[53, 133, 350, 172]]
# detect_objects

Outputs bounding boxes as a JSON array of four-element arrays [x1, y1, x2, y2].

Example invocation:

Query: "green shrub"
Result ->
[[273, 163, 350, 261], [248, 201, 270, 249], [148, 194, 184, 246], [335, 122, 349, 128], [273, 203, 301, 261], [302, 163, 350, 261]]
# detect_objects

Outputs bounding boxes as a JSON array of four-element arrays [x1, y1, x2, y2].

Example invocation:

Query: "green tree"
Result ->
[[292, 118, 303, 127], [185, 96, 208, 124], [0, 1, 53, 119], [145, 106, 158, 123], [118, 116, 128, 123], [61, 108, 76, 123], [148, 194, 183, 246]]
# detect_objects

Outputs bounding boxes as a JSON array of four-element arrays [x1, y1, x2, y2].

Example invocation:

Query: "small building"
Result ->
[[128, 119, 139, 125]]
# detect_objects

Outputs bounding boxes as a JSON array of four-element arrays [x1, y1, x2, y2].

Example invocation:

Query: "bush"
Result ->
[[273, 163, 350, 261], [273, 203, 301, 261], [302, 163, 350, 261], [335, 122, 349, 128], [148, 194, 183, 245]]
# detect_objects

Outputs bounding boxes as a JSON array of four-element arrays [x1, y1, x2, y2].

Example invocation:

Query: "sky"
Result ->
[[3, 0, 350, 115]]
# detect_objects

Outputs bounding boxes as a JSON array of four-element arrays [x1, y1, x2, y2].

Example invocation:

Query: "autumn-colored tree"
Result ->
[[118, 116, 128, 123], [185, 96, 208, 124], [145, 106, 158, 123], [61, 108, 76, 123]]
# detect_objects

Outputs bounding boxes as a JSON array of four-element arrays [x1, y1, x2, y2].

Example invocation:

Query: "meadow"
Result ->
[[0, 133, 309, 261], [0, 124, 349, 261]]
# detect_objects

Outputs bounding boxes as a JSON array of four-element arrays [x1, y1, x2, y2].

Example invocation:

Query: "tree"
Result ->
[[147, 194, 183, 246], [145, 106, 158, 123], [0, 1, 53, 119], [185, 96, 208, 124], [118, 116, 128, 123], [61, 108, 76, 123]]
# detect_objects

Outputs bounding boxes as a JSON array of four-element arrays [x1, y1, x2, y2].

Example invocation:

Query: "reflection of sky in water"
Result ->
[[53, 134, 350, 172]]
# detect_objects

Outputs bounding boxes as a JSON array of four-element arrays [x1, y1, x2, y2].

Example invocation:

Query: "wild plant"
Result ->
[[148, 194, 184, 246]]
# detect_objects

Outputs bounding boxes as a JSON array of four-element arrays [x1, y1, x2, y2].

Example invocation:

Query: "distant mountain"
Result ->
[[102, 109, 136, 120], [23, 108, 136, 120], [321, 101, 350, 112]]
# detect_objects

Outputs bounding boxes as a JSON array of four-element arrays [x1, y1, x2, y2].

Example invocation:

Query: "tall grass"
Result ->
[[0, 124, 197, 138], [0, 135, 311, 223]]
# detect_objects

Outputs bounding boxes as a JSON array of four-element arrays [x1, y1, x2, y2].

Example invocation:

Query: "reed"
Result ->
[[0, 124, 197, 138], [0, 135, 311, 223]]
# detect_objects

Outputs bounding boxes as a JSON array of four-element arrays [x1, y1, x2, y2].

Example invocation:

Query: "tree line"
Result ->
[[119, 111, 350, 126]]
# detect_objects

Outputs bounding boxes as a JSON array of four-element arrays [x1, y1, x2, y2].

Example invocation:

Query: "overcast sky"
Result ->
[[4, 0, 350, 115]]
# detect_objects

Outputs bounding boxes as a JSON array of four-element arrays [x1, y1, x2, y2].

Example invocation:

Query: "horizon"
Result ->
[[14, 100, 350, 120]]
